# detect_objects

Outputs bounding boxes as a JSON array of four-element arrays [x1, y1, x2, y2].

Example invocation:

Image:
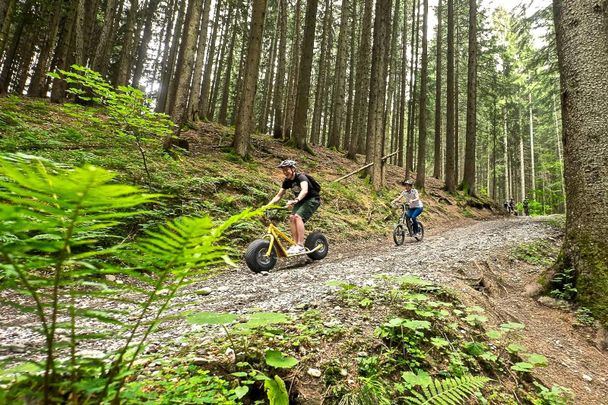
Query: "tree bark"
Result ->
[[187, 0, 212, 121], [433, 0, 443, 178], [28, 0, 63, 97], [73, 0, 86, 67], [233, 0, 268, 157], [346, 0, 373, 160], [553, 0, 608, 322], [155, 0, 180, 112], [366, 0, 392, 190], [132, 0, 161, 89], [343, 0, 357, 152], [282, 0, 302, 139], [218, 2, 239, 125], [198, 0, 223, 120], [415, 0, 429, 189], [257, 4, 278, 133], [528, 91, 536, 199], [405, 0, 420, 177], [115, 0, 139, 86], [0, 0, 33, 94], [50, 0, 78, 102], [290, 0, 318, 152], [91, 0, 118, 76], [444, 0, 455, 191], [0, 0, 16, 59], [462, 0, 477, 195], [272, 0, 288, 138], [169, 0, 204, 126], [327, 0, 350, 149], [309, 0, 332, 145]]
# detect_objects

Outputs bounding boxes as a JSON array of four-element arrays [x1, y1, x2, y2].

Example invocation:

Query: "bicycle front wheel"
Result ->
[[393, 224, 405, 246]]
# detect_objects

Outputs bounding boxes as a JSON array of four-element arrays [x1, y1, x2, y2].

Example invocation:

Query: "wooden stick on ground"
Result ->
[[333, 150, 398, 182]]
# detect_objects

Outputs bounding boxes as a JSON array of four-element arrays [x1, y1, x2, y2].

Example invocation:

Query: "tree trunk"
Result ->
[[518, 109, 525, 200], [553, 0, 608, 322], [444, 0, 455, 191], [405, 0, 420, 176], [290, 0, 318, 152], [233, 0, 268, 157], [50, 0, 78, 102], [28, 0, 62, 97], [346, 0, 373, 160], [198, 0, 223, 121], [0, 0, 16, 59], [115, 0, 139, 86], [272, 0, 288, 138], [208, 7, 231, 120], [462, 0, 477, 195], [397, 0, 409, 167], [73, 0, 86, 67], [366, 0, 392, 190], [218, 2, 239, 125], [83, 0, 99, 64], [433, 0, 442, 178], [282, 0, 302, 139], [187, 0, 212, 121], [310, 0, 332, 145], [503, 105, 509, 199], [257, 4, 278, 133], [343, 0, 357, 153], [454, 18, 460, 184], [132, 0, 160, 89], [552, 94, 565, 210], [0, 0, 33, 94], [528, 91, 536, 199], [327, 0, 350, 149], [91, 0, 118, 76], [415, 0, 428, 189], [155, 0, 181, 112], [169, 0, 204, 127]]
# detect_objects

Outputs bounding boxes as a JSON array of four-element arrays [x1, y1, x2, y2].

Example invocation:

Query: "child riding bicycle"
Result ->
[[391, 179, 424, 237]]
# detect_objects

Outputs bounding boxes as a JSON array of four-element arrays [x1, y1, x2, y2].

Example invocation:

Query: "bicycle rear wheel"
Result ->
[[393, 224, 405, 246]]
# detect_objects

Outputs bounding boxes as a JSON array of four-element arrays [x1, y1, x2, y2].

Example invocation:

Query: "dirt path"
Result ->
[[2, 216, 606, 403]]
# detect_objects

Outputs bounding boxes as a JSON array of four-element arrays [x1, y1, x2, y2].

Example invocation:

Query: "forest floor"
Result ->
[[2, 215, 607, 403]]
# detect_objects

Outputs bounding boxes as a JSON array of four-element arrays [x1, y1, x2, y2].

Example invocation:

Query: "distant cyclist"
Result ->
[[267, 160, 321, 255], [391, 179, 423, 237]]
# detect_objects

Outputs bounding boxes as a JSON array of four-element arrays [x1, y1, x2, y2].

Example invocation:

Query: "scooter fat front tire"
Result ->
[[245, 239, 277, 272]]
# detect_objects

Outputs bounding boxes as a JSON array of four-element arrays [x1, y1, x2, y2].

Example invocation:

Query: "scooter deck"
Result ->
[[284, 244, 322, 257]]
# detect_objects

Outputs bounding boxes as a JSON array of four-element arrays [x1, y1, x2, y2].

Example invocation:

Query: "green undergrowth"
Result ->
[[511, 240, 560, 267], [0, 96, 401, 247], [103, 275, 574, 404]]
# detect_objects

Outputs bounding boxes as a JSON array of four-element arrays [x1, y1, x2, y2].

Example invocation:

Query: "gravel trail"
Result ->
[[0, 216, 560, 361]]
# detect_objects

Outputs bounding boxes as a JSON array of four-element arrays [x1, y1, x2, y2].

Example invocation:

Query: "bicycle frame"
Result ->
[[264, 222, 295, 258], [399, 206, 414, 236]]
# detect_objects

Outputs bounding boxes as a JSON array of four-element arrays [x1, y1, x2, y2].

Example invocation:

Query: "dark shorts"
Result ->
[[292, 197, 320, 222]]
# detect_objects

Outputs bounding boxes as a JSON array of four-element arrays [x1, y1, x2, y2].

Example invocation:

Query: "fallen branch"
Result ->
[[333, 150, 398, 182]]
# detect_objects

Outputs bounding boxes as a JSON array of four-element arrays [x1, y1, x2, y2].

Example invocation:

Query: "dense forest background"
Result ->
[[0, 0, 564, 211]]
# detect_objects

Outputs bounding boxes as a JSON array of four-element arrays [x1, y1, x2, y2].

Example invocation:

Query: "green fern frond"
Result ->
[[338, 376, 392, 405], [405, 375, 490, 405]]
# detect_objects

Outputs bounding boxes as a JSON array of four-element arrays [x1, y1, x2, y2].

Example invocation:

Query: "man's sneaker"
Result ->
[[287, 245, 306, 255]]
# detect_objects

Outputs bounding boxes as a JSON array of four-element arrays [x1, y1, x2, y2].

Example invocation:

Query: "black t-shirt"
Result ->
[[282, 173, 319, 201]]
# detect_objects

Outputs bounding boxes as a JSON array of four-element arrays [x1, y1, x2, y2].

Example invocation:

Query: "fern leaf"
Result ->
[[405, 375, 490, 405]]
